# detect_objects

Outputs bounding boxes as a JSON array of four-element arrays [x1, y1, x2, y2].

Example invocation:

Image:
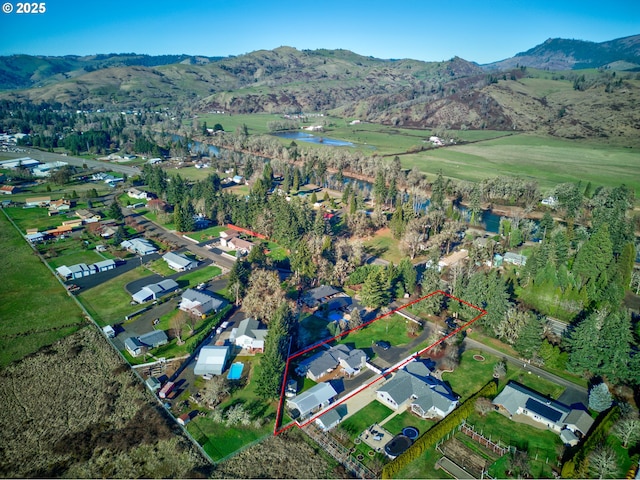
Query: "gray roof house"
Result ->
[[121, 238, 157, 255], [287, 382, 338, 420], [163, 251, 199, 272], [503, 252, 527, 266], [492, 382, 594, 438], [194, 345, 230, 376], [297, 344, 367, 381], [138, 330, 168, 348], [131, 278, 179, 304], [377, 361, 458, 419], [315, 404, 348, 432], [303, 285, 340, 307], [231, 318, 268, 352], [179, 289, 227, 317], [124, 336, 145, 357]]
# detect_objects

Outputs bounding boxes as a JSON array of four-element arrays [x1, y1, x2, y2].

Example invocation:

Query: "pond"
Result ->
[[272, 131, 354, 147]]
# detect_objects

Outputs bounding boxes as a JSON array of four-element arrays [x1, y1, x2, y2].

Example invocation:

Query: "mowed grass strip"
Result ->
[[0, 211, 86, 367]]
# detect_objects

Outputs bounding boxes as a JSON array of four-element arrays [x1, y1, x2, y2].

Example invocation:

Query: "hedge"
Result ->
[[382, 379, 498, 478]]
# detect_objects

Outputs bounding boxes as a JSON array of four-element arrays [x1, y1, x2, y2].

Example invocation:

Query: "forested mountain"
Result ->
[[1, 39, 639, 140], [483, 34, 640, 71]]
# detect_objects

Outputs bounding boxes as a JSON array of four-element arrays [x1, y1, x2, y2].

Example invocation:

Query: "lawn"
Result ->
[[175, 265, 223, 288], [146, 258, 176, 277], [442, 349, 565, 402], [0, 210, 86, 367], [338, 313, 411, 350], [394, 443, 452, 479], [339, 401, 393, 440], [383, 410, 436, 437], [76, 267, 155, 326], [183, 225, 227, 243], [3, 205, 66, 233], [364, 228, 405, 264], [47, 249, 105, 269], [265, 241, 288, 261]]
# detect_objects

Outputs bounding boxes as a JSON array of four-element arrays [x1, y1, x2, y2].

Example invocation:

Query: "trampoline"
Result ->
[[227, 362, 244, 380], [402, 426, 419, 440], [384, 434, 413, 458]]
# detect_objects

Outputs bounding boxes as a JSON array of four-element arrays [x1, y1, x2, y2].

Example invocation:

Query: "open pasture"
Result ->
[[0, 211, 86, 367]]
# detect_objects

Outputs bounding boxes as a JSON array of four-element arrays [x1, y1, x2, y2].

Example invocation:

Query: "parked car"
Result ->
[[376, 340, 391, 350]]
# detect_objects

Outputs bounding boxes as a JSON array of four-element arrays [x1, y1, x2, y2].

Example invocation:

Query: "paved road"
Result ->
[[7, 148, 142, 176]]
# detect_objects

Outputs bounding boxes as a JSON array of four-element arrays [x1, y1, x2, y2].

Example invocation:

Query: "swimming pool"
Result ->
[[328, 312, 343, 322], [227, 362, 244, 380]]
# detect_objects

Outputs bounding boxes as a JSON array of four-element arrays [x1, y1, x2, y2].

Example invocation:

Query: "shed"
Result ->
[[138, 330, 168, 348], [315, 404, 347, 431], [102, 325, 116, 338], [146, 377, 161, 393], [163, 251, 198, 271]]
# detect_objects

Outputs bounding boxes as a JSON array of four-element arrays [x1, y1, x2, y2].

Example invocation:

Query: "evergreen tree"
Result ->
[[255, 304, 291, 399], [108, 200, 123, 221], [539, 211, 554, 238], [360, 268, 390, 309], [348, 308, 362, 331], [588, 382, 613, 412], [373, 170, 387, 205], [398, 257, 418, 295], [431, 171, 445, 210]]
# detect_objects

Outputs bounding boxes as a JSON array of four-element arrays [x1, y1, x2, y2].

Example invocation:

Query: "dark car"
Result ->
[[445, 317, 457, 329], [376, 340, 391, 350]]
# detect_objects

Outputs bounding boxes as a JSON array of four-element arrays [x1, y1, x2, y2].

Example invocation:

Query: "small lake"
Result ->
[[272, 131, 354, 147]]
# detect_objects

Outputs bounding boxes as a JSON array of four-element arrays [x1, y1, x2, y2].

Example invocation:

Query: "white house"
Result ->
[[131, 279, 179, 304], [287, 382, 338, 420], [179, 289, 227, 317], [230, 318, 268, 352], [162, 251, 199, 272], [219, 229, 239, 247], [376, 361, 458, 419], [127, 187, 151, 200], [194, 345, 230, 376]]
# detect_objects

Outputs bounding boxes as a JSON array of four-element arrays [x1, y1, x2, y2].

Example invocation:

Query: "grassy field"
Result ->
[[383, 410, 436, 437], [77, 267, 155, 326], [401, 133, 640, 195], [338, 313, 411, 351], [364, 227, 405, 264], [0, 210, 86, 367], [183, 225, 227, 243], [175, 265, 223, 288]]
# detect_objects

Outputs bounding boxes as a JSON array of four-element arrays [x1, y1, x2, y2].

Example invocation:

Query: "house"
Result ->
[[138, 330, 168, 349], [177, 413, 191, 426], [232, 175, 244, 184], [0, 185, 16, 194], [193, 213, 210, 229], [124, 336, 145, 356], [75, 209, 102, 223], [194, 345, 230, 376], [101, 226, 117, 238], [541, 196, 558, 207], [438, 249, 469, 269], [121, 238, 158, 256], [503, 252, 527, 266], [131, 279, 179, 304], [219, 229, 239, 247], [147, 198, 169, 212], [163, 251, 199, 272], [46, 225, 73, 237], [296, 344, 367, 381], [287, 382, 338, 420], [227, 237, 254, 255], [492, 382, 593, 440], [303, 285, 340, 308], [127, 187, 150, 200], [48, 198, 73, 212], [315, 404, 347, 432], [25, 196, 51, 207], [376, 361, 458, 419], [230, 318, 268, 352], [179, 289, 227, 317]]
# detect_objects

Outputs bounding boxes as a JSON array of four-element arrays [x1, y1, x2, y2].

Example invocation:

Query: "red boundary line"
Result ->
[[273, 291, 486, 435]]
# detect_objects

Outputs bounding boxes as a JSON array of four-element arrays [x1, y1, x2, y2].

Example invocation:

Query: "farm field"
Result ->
[[401, 133, 640, 195], [0, 210, 86, 367]]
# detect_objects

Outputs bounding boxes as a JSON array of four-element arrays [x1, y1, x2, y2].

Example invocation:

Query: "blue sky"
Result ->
[[0, 0, 638, 64]]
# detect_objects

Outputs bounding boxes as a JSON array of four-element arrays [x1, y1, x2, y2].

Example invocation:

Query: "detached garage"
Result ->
[[194, 346, 230, 376]]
